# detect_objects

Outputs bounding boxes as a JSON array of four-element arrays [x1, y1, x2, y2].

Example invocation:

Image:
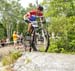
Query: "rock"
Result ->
[[13, 52, 75, 71]]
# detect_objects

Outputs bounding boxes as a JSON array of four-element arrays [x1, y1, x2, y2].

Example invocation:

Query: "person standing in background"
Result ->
[[13, 31, 19, 47]]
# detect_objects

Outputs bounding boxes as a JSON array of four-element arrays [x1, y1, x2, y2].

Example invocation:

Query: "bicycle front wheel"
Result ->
[[34, 29, 50, 52]]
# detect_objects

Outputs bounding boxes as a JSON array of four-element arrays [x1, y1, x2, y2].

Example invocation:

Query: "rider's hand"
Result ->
[[23, 15, 26, 20]]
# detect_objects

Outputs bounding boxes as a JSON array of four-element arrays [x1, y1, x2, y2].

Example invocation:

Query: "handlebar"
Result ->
[[36, 16, 45, 23], [36, 16, 43, 18], [31, 21, 44, 23]]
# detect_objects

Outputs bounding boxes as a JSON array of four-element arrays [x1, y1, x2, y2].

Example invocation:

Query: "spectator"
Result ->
[[13, 31, 19, 47], [0, 40, 1, 48], [1, 38, 6, 47]]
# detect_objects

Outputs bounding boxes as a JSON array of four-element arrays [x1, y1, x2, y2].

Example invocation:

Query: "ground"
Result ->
[[0, 44, 24, 60], [13, 52, 75, 71], [0, 45, 75, 71]]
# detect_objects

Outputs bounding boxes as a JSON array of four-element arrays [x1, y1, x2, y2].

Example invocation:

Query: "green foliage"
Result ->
[[0, 24, 6, 39], [48, 16, 75, 53], [18, 22, 27, 34], [2, 51, 22, 66], [0, 0, 26, 38], [48, 39, 60, 53], [43, 0, 75, 17], [0, 28, 5, 40], [42, 0, 75, 53], [48, 38, 68, 53]]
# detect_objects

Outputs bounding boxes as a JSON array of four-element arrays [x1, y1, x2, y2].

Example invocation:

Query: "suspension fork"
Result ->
[[41, 23, 46, 45]]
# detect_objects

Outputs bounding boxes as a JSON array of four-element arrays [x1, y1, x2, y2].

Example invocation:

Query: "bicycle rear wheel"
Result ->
[[22, 35, 32, 51]]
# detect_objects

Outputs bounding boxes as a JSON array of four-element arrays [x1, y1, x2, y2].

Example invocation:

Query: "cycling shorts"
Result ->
[[25, 15, 36, 23]]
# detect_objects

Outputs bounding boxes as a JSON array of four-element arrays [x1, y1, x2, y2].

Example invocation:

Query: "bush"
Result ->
[[48, 37, 67, 53], [48, 38, 61, 53]]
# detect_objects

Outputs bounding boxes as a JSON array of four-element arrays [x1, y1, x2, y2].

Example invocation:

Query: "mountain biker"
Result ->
[[23, 5, 44, 34]]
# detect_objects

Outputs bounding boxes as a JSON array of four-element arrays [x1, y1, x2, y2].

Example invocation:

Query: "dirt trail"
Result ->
[[0, 45, 15, 58], [0, 44, 24, 60]]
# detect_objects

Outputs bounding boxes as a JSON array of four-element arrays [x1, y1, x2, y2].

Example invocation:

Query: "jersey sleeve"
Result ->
[[26, 10, 43, 17], [29, 10, 36, 15], [38, 13, 43, 16]]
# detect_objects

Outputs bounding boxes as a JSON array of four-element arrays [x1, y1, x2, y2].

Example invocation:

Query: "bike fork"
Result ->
[[42, 30, 46, 45]]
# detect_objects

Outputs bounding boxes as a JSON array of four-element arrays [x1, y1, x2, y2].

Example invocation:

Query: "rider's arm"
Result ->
[[23, 12, 30, 20], [23, 15, 26, 20], [39, 16, 46, 23]]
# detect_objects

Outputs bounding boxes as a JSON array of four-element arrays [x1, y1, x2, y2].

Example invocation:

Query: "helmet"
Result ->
[[37, 5, 43, 11]]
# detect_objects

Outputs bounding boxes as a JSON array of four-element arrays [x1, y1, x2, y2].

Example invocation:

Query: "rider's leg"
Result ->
[[24, 19, 32, 34], [28, 23, 31, 33], [28, 23, 33, 34]]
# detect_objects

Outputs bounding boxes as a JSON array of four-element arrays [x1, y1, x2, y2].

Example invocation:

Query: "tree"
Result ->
[[0, 0, 26, 39], [0, 23, 6, 40], [42, 0, 75, 52]]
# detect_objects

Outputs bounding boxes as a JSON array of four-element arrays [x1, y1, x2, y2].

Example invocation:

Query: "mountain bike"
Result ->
[[23, 17, 50, 52]]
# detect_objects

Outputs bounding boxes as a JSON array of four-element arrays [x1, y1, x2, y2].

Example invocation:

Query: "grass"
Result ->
[[1, 51, 22, 66]]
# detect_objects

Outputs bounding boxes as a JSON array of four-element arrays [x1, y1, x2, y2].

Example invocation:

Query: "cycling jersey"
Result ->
[[26, 10, 43, 21]]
